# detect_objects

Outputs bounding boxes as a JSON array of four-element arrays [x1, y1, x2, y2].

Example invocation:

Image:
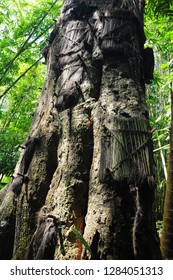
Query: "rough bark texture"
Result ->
[[0, 0, 162, 260]]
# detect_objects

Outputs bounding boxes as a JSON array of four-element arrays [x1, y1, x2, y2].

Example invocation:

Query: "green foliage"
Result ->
[[0, 64, 45, 177], [144, 12, 173, 219], [156, 220, 163, 238], [0, 175, 10, 190], [71, 225, 92, 256], [145, 16, 172, 150], [0, 0, 63, 183], [146, 0, 173, 17]]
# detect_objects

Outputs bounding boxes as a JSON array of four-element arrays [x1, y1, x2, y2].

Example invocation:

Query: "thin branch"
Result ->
[[0, 0, 58, 83], [1, 97, 24, 132], [153, 144, 169, 152], [0, 57, 42, 99], [25, 22, 55, 49], [157, 138, 167, 180]]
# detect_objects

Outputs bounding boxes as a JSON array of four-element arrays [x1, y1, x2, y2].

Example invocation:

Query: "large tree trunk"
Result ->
[[0, 0, 162, 260]]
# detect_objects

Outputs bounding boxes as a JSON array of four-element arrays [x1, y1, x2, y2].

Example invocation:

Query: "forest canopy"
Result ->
[[0, 0, 63, 181]]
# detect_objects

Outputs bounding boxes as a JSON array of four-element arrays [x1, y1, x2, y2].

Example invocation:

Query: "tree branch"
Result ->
[[0, 57, 42, 99], [0, 0, 58, 83]]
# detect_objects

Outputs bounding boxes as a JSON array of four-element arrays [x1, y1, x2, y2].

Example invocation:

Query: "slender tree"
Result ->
[[161, 90, 173, 259], [0, 0, 161, 260]]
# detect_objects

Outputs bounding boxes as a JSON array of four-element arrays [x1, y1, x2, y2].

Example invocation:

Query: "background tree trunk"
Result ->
[[161, 90, 173, 259], [0, 0, 162, 260]]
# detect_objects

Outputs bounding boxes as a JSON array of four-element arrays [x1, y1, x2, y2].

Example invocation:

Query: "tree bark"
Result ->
[[161, 90, 173, 259], [0, 0, 162, 260]]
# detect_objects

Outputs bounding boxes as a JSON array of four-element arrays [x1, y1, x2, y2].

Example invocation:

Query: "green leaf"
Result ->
[[161, 62, 170, 69], [71, 225, 92, 255]]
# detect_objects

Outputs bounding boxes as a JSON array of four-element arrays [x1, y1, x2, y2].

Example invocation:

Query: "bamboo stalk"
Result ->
[[161, 90, 173, 258], [157, 134, 167, 180]]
